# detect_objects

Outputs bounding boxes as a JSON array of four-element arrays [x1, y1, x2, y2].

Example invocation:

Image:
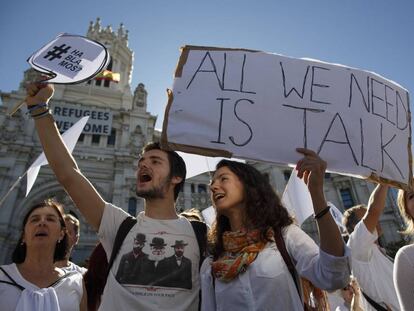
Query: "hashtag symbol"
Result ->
[[43, 44, 71, 61]]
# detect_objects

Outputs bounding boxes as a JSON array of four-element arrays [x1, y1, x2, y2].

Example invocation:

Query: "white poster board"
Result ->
[[162, 46, 412, 189]]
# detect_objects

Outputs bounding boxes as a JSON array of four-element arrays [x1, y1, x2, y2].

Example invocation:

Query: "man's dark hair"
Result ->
[[142, 142, 186, 201], [12, 199, 68, 263], [342, 204, 367, 234]]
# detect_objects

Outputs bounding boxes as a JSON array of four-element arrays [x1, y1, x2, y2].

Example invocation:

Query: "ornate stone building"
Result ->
[[0, 18, 156, 264], [180, 163, 406, 249]]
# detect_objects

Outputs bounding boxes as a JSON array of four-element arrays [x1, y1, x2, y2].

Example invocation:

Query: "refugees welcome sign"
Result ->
[[162, 46, 412, 189]]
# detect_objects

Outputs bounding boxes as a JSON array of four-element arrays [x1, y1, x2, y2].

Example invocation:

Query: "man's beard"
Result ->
[[149, 252, 166, 262], [133, 246, 143, 254], [136, 175, 171, 199]]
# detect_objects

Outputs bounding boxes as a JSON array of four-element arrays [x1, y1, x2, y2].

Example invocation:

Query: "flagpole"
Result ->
[[0, 171, 28, 208], [7, 99, 26, 117], [88, 79, 93, 97]]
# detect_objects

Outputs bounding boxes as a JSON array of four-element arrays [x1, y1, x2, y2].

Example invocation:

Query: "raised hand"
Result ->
[[295, 147, 326, 195], [26, 83, 54, 106]]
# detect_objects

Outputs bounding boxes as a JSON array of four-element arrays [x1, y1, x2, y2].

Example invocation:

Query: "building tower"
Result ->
[[0, 18, 156, 263]]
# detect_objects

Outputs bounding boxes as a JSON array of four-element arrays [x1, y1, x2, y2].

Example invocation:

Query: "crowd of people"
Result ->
[[0, 82, 413, 311]]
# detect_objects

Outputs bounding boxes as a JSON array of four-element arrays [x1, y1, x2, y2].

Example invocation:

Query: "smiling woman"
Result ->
[[0, 199, 87, 311], [202, 149, 351, 310]]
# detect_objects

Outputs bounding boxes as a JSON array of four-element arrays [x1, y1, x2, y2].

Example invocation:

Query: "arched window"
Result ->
[[198, 184, 207, 193], [107, 128, 116, 146], [340, 188, 355, 209]]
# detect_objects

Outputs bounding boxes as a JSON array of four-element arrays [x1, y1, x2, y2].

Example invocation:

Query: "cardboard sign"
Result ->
[[27, 33, 109, 84], [162, 46, 412, 189]]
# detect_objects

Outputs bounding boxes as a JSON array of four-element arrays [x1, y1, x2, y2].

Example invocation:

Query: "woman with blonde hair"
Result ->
[[393, 189, 414, 310]]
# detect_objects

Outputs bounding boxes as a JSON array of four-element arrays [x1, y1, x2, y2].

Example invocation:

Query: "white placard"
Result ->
[[163, 46, 412, 189], [281, 169, 313, 225]]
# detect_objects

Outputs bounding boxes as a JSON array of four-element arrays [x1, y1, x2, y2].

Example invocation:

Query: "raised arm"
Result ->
[[26, 83, 105, 230], [295, 148, 344, 257], [363, 183, 389, 234]]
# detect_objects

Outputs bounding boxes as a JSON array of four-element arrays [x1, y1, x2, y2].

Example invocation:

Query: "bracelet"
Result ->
[[32, 109, 52, 120], [314, 206, 331, 220], [28, 103, 48, 112]]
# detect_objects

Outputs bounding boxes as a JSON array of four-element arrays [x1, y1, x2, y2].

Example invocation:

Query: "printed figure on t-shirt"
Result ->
[[162, 240, 192, 289], [140, 237, 169, 286], [116, 233, 148, 284]]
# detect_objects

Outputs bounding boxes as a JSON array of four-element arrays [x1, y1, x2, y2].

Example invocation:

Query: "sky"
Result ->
[[1, 0, 413, 132], [0, 1, 411, 231]]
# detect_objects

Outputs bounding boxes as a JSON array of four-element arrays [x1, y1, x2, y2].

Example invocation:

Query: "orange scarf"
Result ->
[[211, 229, 271, 282]]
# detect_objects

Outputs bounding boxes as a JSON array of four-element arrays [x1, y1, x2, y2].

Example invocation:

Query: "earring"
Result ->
[[20, 241, 25, 246], [57, 239, 61, 244]]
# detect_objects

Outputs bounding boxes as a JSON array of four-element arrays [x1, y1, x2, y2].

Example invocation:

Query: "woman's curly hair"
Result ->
[[208, 160, 293, 260]]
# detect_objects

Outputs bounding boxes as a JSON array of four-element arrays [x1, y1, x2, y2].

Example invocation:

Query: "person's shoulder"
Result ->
[[283, 223, 303, 237], [68, 262, 87, 274], [348, 220, 376, 243], [396, 243, 414, 258], [105, 202, 128, 214], [0, 263, 15, 269], [0, 263, 16, 276], [121, 250, 133, 258]]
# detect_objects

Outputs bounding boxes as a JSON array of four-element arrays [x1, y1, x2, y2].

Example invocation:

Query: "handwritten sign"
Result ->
[[162, 46, 412, 189], [27, 33, 109, 84]]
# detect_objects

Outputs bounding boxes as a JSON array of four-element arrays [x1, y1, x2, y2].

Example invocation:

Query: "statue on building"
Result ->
[[133, 83, 147, 108]]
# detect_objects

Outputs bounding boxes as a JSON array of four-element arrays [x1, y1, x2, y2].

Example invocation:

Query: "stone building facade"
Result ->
[[180, 163, 406, 249], [0, 18, 156, 264]]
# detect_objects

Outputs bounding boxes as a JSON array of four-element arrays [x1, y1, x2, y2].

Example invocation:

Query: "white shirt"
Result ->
[[61, 262, 87, 275], [394, 243, 414, 311], [98, 203, 200, 311], [200, 224, 351, 311], [347, 221, 400, 311], [0, 263, 83, 311]]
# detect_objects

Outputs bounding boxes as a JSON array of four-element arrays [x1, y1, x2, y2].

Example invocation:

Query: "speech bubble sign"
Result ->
[[27, 33, 109, 84]]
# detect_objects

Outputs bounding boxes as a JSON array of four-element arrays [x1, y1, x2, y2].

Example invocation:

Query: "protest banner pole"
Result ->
[[0, 171, 28, 208], [7, 99, 26, 117]]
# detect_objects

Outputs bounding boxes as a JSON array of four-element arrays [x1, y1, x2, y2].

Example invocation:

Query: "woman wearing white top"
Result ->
[[201, 148, 351, 311], [0, 199, 86, 311], [394, 189, 414, 310]]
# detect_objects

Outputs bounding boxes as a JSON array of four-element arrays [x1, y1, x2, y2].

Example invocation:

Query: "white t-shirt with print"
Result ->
[[98, 203, 200, 311]]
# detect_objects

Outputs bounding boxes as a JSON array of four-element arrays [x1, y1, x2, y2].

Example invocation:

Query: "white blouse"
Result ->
[[0, 263, 83, 311], [200, 224, 351, 311]]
